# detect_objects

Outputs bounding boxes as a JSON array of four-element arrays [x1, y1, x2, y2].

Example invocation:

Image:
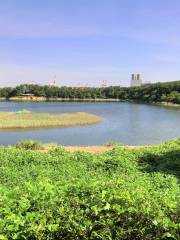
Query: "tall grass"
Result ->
[[0, 111, 102, 129]]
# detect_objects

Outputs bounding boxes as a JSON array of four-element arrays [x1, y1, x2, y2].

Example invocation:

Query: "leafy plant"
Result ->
[[16, 140, 44, 150], [0, 139, 180, 239]]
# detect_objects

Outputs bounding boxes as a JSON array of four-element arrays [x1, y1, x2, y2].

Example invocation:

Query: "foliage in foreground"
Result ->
[[0, 139, 180, 239], [16, 140, 44, 150]]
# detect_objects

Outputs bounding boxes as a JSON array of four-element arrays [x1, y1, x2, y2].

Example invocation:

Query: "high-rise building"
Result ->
[[131, 74, 135, 81], [131, 74, 142, 87], [136, 74, 140, 81]]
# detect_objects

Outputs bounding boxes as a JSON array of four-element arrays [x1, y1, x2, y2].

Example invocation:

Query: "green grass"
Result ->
[[0, 111, 102, 129], [0, 139, 180, 240]]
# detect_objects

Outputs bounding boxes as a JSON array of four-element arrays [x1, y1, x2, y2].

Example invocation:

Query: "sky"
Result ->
[[0, 0, 180, 87]]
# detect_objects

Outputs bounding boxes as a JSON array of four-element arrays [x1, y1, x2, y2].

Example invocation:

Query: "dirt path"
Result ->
[[64, 146, 114, 154], [38, 144, 145, 154]]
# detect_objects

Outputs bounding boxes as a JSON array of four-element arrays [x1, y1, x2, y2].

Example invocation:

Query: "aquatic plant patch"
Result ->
[[0, 111, 102, 129]]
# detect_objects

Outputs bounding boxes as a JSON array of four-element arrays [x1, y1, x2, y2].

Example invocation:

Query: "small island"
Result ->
[[0, 111, 102, 130]]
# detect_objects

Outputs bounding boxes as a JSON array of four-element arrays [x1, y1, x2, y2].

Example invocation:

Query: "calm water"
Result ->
[[0, 101, 180, 146]]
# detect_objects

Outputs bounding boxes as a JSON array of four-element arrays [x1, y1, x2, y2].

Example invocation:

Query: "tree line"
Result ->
[[0, 80, 180, 104]]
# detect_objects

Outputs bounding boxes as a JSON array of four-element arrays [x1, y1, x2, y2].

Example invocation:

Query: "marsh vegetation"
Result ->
[[0, 111, 102, 130]]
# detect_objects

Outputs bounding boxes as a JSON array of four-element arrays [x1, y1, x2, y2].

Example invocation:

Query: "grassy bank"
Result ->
[[8, 96, 121, 102], [0, 139, 180, 239], [0, 111, 102, 130], [153, 101, 180, 108], [4, 96, 180, 108], [0, 97, 6, 100]]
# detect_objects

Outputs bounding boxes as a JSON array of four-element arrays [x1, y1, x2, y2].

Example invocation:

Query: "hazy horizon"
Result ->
[[0, 0, 180, 87]]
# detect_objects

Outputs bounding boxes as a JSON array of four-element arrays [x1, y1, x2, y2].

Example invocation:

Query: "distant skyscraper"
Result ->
[[131, 74, 142, 87], [131, 74, 135, 81], [136, 74, 140, 81]]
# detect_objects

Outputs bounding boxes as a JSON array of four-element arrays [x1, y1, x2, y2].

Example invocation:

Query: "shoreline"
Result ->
[[8, 96, 122, 102], [0, 97, 179, 108], [16, 142, 152, 154], [62, 145, 146, 153], [152, 101, 180, 108]]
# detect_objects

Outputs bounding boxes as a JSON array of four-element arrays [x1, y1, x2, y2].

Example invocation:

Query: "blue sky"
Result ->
[[0, 0, 180, 87]]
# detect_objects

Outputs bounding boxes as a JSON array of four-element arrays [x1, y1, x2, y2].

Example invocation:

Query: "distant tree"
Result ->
[[0, 80, 180, 103]]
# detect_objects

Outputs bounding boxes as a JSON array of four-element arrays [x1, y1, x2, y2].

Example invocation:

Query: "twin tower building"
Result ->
[[131, 74, 142, 87]]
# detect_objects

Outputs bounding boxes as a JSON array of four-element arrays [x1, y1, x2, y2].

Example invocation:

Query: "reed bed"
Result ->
[[0, 111, 102, 129]]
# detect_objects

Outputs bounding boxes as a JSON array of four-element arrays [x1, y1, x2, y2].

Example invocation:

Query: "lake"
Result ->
[[0, 101, 179, 146]]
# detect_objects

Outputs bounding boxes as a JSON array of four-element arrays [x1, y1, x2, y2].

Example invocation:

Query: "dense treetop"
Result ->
[[0, 80, 180, 104]]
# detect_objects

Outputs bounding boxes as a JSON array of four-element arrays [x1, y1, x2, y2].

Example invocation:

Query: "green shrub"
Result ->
[[15, 140, 44, 150], [0, 140, 180, 239]]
